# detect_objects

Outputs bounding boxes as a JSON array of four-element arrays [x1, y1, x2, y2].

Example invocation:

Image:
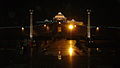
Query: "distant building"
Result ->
[[53, 12, 67, 22], [67, 19, 84, 26]]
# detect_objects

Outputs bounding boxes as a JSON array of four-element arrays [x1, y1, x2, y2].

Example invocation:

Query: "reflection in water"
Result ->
[[68, 40, 75, 56], [69, 47, 73, 56], [68, 47, 73, 68], [58, 51, 62, 60], [68, 40, 74, 68], [69, 40, 72, 44]]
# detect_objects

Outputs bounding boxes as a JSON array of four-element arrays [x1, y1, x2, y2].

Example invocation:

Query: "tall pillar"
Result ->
[[87, 9, 91, 68], [87, 9, 91, 39], [29, 9, 33, 40]]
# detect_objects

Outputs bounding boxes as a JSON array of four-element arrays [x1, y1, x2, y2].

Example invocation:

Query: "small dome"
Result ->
[[54, 12, 66, 18]]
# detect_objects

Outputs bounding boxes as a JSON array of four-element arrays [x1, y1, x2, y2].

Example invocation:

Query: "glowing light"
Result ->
[[74, 25, 76, 27], [58, 51, 62, 60], [44, 24, 46, 27], [68, 25, 74, 30], [21, 46, 24, 50], [96, 48, 99, 51], [44, 19, 49, 22], [78, 22, 84, 26], [71, 19, 75, 22], [96, 27, 99, 31], [22, 27, 24, 31], [58, 51, 61, 54], [69, 40, 73, 45], [54, 12, 66, 20], [58, 12, 62, 15], [59, 22, 61, 24], [69, 47, 73, 56], [58, 27, 62, 32], [58, 55, 62, 60], [47, 26, 49, 31]]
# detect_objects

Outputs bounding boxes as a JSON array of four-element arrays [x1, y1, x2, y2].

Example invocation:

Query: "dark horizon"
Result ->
[[0, 0, 120, 26]]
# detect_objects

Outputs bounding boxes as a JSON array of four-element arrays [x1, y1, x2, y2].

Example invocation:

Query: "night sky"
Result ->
[[0, 0, 120, 26]]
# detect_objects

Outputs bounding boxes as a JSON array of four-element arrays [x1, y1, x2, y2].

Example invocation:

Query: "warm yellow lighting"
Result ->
[[59, 22, 61, 24], [58, 51, 62, 60], [69, 47, 73, 56], [74, 25, 76, 27], [78, 22, 84, 26], [96, 48, 99, 51], [58, 55, 62, 60], [44, 24, 46, 27], [58, 27, 62, 32], [47, 26, 49, 31], [69, 40, 72, 44], [68, 24, 74, 30], [54, 12, 66, 20], [22, 27, 24, 31], [96, 27, 99, 31]]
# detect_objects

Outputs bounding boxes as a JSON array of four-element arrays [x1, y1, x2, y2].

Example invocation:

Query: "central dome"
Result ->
[[53, 12, 67, 21], [54, 12, 65, 18]]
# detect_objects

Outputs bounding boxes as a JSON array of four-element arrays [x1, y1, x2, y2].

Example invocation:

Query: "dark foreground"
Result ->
[[0, 39, 120, 68], [0, 27, 120, 68]]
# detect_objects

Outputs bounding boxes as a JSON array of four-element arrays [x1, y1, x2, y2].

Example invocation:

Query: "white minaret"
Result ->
[[87, 9, 91, 39], [29, 9, 33, 40]]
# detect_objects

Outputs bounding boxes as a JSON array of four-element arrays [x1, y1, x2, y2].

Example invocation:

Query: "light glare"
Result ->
[[96, 27, 99, 31], [69, 47, 73, 56], [22, 27, 24, 31], [44, 24, 46, 27], [59, 22, 61, 24], [68, 25, 74, 30]]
